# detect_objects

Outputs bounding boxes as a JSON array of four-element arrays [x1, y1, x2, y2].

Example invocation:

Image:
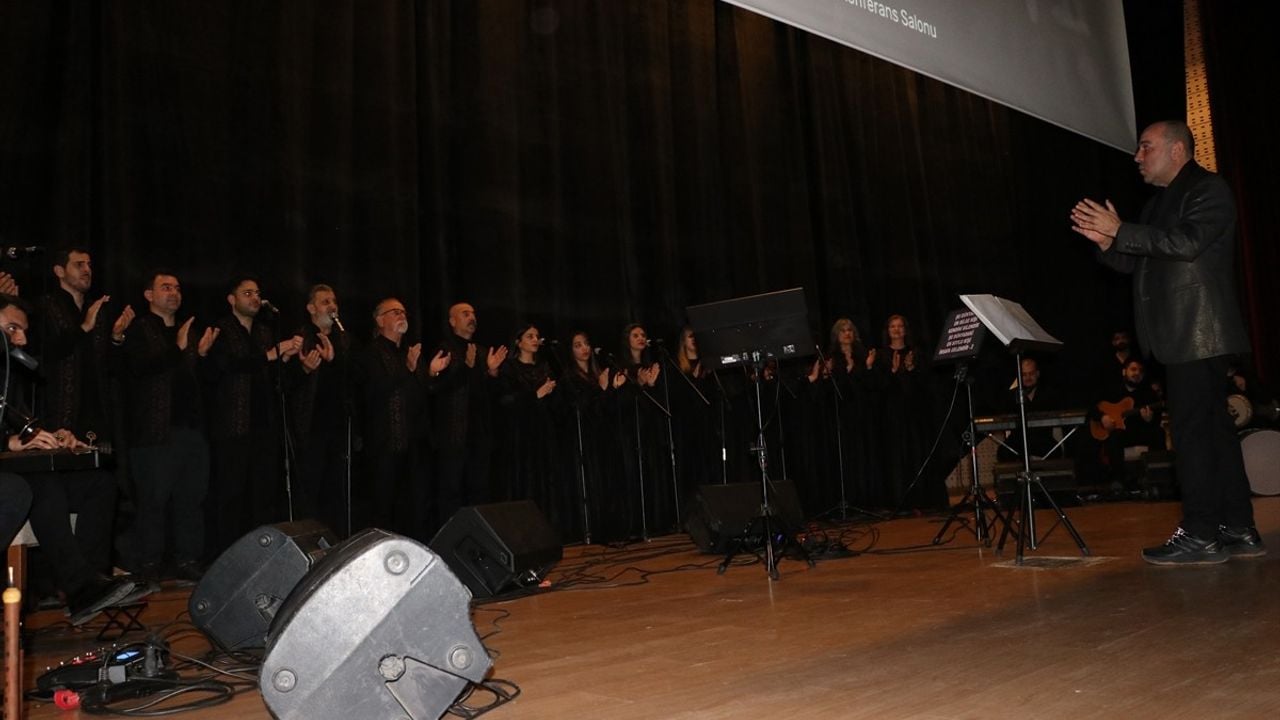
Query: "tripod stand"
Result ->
[[717, 352, 814, 580], [932, 363, 1011, 545], [996, 349, 1089, 563]]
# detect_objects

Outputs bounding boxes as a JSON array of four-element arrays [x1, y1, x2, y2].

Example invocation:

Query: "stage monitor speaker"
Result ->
[[260, 529, 491, 720], [189, 519, 335, 650], [429, 500, 562, 599], [685, 481, 805, 554]]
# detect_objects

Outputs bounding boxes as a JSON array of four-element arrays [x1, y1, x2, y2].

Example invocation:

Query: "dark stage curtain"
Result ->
[[1200, 3, 1280, 383], [1, 0, 1268, 411]]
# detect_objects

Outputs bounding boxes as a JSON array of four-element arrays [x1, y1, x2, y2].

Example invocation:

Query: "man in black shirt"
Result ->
[[996, 357, 1068, 462], [287, 284, 350, 536], [1074, 120, 1258, 564], [117, 271, 217, 582], [359, 298, 448, 540], [204, 277, 301, 557], [37, 246, 134, 442], [432, 302, 505, 528]]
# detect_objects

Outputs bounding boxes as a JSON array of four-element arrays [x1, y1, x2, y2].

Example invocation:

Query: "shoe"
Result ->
[[1141, 528, 1229, 566], [67, 577, 137, 626], [170, 560, 205, 586], [1218, 526, 1266, 558]]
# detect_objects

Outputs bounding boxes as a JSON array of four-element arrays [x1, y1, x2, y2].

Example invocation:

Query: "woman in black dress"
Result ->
[[672, 327, 720, 496], [814, 318, 884, 510], [616, 323, 675, 536], [559, 330, 629, 542], [493, 323, 561, 526], [874, 314, 945, 510]]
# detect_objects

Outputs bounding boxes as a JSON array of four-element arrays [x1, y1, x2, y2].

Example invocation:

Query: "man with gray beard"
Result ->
[[358, 298, 448, 541]]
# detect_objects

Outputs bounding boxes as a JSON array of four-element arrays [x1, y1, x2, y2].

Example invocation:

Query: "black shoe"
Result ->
[[1141, 528, 1229, 566], [1218, 525, 1266, 558], [67, 577, 137, 626]]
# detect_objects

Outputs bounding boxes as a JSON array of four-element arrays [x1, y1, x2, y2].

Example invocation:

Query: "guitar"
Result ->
[[1090, 397, 1164, 441]]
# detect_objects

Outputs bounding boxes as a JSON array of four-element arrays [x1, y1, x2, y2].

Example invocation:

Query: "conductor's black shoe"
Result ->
[[1218, 525, 1266, 558], [1141, 528, 1228, 566], [67, 576, 137, 626]]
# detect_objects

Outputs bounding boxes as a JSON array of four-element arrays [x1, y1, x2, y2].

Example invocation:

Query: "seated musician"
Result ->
[[1086, 358, 1165, 491], [0, 294, 137, 623], [996, 357, 1072, 462]]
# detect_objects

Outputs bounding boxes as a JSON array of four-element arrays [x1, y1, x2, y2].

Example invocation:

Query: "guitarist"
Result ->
[[1091, 358, 1165, 491]]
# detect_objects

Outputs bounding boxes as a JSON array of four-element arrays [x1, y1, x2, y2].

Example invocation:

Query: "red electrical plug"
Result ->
[[54, 688, 81, 710]]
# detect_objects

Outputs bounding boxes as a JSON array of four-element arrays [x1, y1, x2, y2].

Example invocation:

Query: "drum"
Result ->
[[1227, 394, 1253, 428], [1240, 429, 1280, 496]]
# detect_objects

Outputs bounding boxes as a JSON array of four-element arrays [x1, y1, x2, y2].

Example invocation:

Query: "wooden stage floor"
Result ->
[[14, 496, 1280, 719]]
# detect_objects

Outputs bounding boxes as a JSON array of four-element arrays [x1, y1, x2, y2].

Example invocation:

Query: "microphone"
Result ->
[[260, 299, 280, 314], [2, 246, 42, 260], [329, 312, 346, 333]]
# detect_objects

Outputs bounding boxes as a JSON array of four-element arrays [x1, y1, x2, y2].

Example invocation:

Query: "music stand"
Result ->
[[688, 288, 815, 580], [923, 308, 1012, 546], [960, 294, 1089, 564]]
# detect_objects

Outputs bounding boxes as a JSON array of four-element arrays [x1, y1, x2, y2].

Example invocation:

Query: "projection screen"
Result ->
[[721, 0, 1137, 152]]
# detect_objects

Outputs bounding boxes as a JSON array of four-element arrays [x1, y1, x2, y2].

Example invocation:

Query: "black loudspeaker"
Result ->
[[429, 500, 562, 599], [685, 482, 806, 554], [260, 529, 491, 720], [189, 520, 336, 650]]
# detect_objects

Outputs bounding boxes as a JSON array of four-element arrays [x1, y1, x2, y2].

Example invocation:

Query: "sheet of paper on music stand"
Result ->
[[959, 294, 1062, 353]]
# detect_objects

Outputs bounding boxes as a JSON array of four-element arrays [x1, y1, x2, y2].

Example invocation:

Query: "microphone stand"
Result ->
[[815, 345, 884, 522], [606, 351, 649, 542], [772, 368, 798, 481], [330, 314, 353, 538], [656, 344, 706, 528], [637, 382, 672, 530], [264, 308, 295, 522], [547, 344, 592, 545], [710, 370, 731, 484], [632, 392, 649, 541], [626, 352, 669, 542]]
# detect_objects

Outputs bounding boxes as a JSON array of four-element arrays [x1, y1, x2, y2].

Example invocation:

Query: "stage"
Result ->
[[18, 496, 1280, 719]]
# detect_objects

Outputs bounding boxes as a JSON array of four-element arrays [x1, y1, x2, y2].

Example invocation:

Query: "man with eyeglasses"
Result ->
[[359, 298, 448, 540]]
